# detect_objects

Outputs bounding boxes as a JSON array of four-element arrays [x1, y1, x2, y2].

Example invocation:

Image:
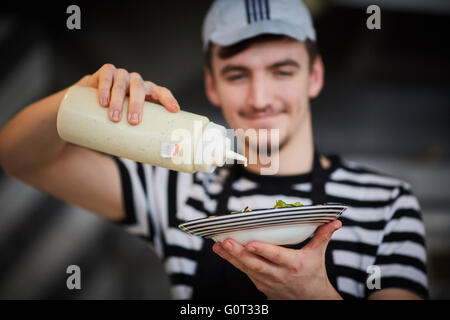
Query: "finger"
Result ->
[[143, 82, 159, 104], [87, 72, 99, 88], [213, 242, 247, 272], [143, 80, 156, 99], [97, 64, 115, 107], [213, 242, 282, 289], [76, 74, 91, 86], [128, 72, 145, 125], [304, 220, 342, 254], [154, 85, 180, 113], [219, 239, 279, 276], [245, 241, 297, 268], [109, 68, 129, 122]]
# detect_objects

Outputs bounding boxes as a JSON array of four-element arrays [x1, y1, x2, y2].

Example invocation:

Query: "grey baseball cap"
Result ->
[[202, 0, 316, 51]]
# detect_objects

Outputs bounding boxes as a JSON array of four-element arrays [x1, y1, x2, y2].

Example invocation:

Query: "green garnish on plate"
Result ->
[[230, 200, 303, 214], [273, 200, 304, 208]]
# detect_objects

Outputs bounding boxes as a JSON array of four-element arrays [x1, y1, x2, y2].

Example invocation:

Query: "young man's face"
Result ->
[[205, 37, 324, 152]]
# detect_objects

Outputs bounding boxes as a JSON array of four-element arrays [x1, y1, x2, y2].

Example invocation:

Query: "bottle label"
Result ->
[[161, 142, 180, 159]]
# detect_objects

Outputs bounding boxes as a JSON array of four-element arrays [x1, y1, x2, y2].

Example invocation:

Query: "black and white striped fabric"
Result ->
[[112, 154, 428, 300]]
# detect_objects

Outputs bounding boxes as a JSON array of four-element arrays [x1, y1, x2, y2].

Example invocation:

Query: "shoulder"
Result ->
[[329, 155, 421, 218], [330, 155, 413, 192]]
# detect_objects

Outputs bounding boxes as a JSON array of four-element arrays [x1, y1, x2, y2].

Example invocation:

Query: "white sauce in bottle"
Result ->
[[57, 85, 247, 173]]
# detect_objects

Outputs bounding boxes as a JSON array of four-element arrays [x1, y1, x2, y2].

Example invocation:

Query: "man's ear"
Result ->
[[308, 56, 325, 99], [204, 68, 221, 107]]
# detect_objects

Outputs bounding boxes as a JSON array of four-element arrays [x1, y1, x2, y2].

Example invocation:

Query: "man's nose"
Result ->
[[247, 76, 272, 110]]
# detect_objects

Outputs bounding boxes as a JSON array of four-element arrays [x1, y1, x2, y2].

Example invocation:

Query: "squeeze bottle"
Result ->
[[56, 85, 247, 173]]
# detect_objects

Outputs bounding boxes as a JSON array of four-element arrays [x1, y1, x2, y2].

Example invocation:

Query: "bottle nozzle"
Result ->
[[226, 149, 248, 167]]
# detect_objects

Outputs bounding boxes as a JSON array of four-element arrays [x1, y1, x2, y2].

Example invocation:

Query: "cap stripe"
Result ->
[[245, 0, 252, 24], [258, 0, 265, 20], [251, 0, 258, 22], [260, 0, 266, 20], [264, 0, 270, 20]]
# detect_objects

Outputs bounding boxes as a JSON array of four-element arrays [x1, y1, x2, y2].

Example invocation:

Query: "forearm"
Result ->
[[0, 88, 69, 174]]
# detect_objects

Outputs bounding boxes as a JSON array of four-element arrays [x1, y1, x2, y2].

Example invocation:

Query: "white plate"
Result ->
[[210, 223, 322, 246], [195, 219, 333, 238]]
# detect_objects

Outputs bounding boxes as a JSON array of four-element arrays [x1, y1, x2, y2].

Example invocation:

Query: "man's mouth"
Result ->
[[247, 113, 279, 120], [242, 110, 284, 121]]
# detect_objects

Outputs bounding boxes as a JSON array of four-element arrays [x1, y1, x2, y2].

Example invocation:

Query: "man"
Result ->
[[0, 0, 427, 299]]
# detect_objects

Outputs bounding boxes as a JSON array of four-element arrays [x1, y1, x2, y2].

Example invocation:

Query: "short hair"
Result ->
[[204, 34, 320, 73]]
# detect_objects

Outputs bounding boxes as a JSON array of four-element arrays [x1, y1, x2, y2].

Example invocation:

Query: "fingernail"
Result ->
[[112, 110, 120, 121], [130, 112, 139, 123], [213, 243, 223, 253], [247, 246, 256, 253], [223, 241, 233, 251]]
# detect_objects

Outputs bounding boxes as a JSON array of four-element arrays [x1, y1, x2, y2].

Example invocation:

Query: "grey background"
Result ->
[[0, 0, 449, 299]]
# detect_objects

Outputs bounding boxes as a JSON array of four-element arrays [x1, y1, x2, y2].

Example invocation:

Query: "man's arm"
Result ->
[[0, 64, 180, 221], [365, 184, 428, 300], [11, 143, 126, 221]]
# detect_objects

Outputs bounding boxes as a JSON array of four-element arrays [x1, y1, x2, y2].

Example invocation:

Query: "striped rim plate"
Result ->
[[178, 204, 347, 238], [184, 213, 337, 233]]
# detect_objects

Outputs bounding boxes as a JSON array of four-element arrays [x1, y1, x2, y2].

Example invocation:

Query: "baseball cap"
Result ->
[[202, 0, 316, 51]]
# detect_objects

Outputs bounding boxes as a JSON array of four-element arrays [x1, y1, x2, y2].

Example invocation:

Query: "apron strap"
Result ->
[[312, 151, 338, 290], [193, 165, 265, 299], [311, 150, 328, 204], [215, 165, 237, 217]]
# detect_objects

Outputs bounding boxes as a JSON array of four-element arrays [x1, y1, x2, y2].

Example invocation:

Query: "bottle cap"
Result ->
[[226, 149, 247, 167], [194, 122, 248, 173]]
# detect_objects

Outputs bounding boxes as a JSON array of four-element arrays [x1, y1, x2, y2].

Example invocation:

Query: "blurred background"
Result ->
[[0, 0, 449, 299]]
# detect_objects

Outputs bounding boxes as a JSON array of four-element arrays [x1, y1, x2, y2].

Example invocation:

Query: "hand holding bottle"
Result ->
[[77, 63, 180, 125]]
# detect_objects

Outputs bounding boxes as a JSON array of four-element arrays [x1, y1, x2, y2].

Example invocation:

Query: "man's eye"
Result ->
[[274, 70, 293, 76], [227, 74, 245, 81]]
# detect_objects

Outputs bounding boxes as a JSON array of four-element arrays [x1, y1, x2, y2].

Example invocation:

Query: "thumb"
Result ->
[[305, 220, 342, 254]]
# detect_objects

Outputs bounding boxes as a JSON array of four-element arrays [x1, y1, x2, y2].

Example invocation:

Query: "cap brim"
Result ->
[[206, 20, 316, 51]]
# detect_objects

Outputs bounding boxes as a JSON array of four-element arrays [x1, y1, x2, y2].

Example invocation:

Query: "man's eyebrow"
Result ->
[[220, 65, 249, 76], [268, 59, 301, 69]]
